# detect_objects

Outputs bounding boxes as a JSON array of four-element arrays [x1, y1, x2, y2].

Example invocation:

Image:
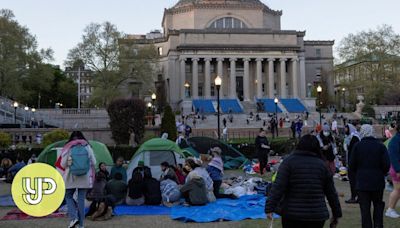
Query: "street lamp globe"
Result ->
[[214, 75, 222, 87], [184, 82, 190, 88], [317, 85, 323, 93], [13, 102, 18, 108], [31, 108, 36, 113], [24, 106, 29, 111], [342, 87, 346, 92], [151, 93, 156, 101], [274, 97, 279, 104], [147, 102, 152, 108]]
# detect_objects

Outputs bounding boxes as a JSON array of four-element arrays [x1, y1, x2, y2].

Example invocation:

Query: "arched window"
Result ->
[[208, 17, 248, 29]]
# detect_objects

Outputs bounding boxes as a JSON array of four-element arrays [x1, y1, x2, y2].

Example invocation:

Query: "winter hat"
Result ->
[[138, 161, 145, 167], [210, 147, 222, 156], [322, 124, 330, 132], [360, 124, 374, 138]]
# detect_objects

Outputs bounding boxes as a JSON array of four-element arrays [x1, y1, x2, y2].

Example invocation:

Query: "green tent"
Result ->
[[37, 140, 114, 169], [127, 138, 195, 181]]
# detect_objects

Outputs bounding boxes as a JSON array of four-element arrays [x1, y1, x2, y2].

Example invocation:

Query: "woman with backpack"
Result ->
[[60, 131, 96, 228]]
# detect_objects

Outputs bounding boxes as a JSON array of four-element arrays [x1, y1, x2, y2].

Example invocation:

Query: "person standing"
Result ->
[[344, 124, 361, 204], [350, 124, 390, 228], [290, 121, 296, 139], [265, 135, 342, 228], [386, 122, 400, 218], [317, 124, 337, 174], [60, 131, 96, 228], [222, 126, 228, 141], [255, 128, 270, 175]]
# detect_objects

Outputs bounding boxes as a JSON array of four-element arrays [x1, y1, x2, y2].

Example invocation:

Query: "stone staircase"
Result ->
[[240, 100, 257, 114]]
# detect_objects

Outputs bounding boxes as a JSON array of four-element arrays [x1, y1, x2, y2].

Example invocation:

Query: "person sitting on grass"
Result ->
[[6, 157, 25, 183], [143, 167, 162, 205], [0, 158, 12, 178], [98, 162, 110, 181], [206, 147, 236, 199], [173, 164, 186, 185], [126, 170, 145, 206], [160, 161, 178, 183], [180, 171, 208, 206], [110, 156, 127, 183], [86, 171, 113, 221], [160, 176, 181, 207], [106, 172, 127, 206]]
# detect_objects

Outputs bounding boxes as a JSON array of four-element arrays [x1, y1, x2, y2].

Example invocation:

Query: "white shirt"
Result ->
[[331, 120, 338, 131]]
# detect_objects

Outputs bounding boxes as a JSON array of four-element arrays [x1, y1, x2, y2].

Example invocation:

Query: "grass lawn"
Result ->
[[0, 170, 399, 228]]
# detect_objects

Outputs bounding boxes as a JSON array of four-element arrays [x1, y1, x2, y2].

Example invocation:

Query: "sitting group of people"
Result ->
[[0, 157, 26, 183]]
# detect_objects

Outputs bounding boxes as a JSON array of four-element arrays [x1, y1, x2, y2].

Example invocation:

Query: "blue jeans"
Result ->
[[65, 188, 87, 227]]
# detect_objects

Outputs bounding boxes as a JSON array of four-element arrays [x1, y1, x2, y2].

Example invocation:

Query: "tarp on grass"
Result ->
[[171, 194, 277, 223]]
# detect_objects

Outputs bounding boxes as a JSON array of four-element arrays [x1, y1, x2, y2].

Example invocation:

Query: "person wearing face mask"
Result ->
[[317, 124, 337, 174], [344, 124, 361, 204]]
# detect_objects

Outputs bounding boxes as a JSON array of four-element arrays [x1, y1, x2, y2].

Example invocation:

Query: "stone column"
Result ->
[[268, 58, 275, 98], [280, 58, 287, 98], [243, 58, 250, 101], [299, 56, 306, 98], [229, 58, 237, 98], [256, 58, 263, 98], [291, 58, 299, 98], [180, 57, 186, 99], [192, 58, 199, 99], [217, 57, 224, 97], [204, 58, 211, 98]]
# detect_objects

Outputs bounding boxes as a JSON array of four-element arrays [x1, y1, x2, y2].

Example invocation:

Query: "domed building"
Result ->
[[120, 0, 334, 113]]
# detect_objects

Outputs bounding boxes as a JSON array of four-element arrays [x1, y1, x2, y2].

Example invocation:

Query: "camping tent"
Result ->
[[127, 138, 195, 181], [37, 140, 114, 169], [185, 137, 249, 169]]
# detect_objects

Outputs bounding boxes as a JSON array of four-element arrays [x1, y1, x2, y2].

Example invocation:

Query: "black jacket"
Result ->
[[265, 150, 342, 221], [128, 179, 145, 199], [143, 178, 162, 205], [349, 137, 390, 191]]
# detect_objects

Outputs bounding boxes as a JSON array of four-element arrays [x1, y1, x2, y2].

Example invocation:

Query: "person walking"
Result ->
[[344, 123, 361, 204], [350, 124, 390, 228], [386, 122, 400, 218], [60, 131, 96, 228], [255, 128, 270, 175], [265, 134, 342, 228]]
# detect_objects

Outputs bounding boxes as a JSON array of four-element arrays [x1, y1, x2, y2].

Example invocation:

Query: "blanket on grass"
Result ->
[[0, 194, 15, 207], [1, 209, 65, 221], [113, 205, 171, 216]]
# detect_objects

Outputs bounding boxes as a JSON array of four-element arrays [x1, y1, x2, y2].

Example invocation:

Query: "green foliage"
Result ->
[[362, 104, 376, 118], [107, 98, 146, 145], [160, 105, 177, 141], [0, 132, 12, 149], [42, 129, 69, 147]]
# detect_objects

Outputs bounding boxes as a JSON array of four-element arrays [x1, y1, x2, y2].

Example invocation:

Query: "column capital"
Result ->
[[192, 57, 200, 62], [268, 58, 275, 62], [280, 58, 287, 62], [299, 56, 305, 61], [204, 57, 212, 62], [256, 58, 263, 62], [291, 57, 299, 62], [179, 57, 187, 62], [217, 57, 224, 62], [243, 58, 251, 62], [229, 58, 237, 62]]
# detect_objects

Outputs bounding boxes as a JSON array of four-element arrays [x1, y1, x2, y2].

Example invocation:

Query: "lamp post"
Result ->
[[13, 102, 18, 124], [274, 97, 279, 137], [184, 82, 190, 98], [31, 108, 36, 127], [151, 93, 156, 126], [215, 76, 222, 140], [317, 85, 323, 125], [342, 87, 346, 112], [24, 106, 29, 124]]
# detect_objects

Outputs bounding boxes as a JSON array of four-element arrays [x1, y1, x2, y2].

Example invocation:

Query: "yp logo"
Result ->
[[12, 163, 65, 217]]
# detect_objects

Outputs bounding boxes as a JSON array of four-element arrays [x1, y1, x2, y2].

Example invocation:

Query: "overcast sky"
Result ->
[[2, 0, 399, 67]]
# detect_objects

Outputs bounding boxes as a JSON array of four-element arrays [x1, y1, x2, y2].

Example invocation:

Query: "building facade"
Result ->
[[120, 0, 334, 110], [65, 65, 94, 106]]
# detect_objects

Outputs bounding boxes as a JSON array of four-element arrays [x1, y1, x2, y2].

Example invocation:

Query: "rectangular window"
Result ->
[[316, 49, 321, 58], [185, 64, 191, 73], [211, 64, 216, 73], [198, 85, 203, 97], [211, 84, 215, 96], [225, 17, 233, 28], [198, 64, 204, 73]]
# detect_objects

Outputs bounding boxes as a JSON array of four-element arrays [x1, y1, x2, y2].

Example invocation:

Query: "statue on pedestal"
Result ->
[[354, 95, 365, 119]]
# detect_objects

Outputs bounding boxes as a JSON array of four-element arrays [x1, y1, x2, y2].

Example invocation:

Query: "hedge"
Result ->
[[231, 137, 297, 159]]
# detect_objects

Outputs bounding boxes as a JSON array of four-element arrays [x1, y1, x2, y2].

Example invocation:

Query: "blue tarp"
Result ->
[[171, 194, 277, 223], [0, 195, 15, 207], [113, 205, 171, 216]]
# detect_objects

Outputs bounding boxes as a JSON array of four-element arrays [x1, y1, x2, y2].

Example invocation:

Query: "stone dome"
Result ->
[[172, 0, 265, 9]]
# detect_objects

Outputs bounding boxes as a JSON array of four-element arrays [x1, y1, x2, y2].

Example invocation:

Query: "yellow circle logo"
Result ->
[[11, 163, 65, 217]]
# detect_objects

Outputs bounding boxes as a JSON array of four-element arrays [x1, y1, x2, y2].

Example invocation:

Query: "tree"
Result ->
[[0, 132, 12, 149], [160, 105, 177, 141], [337, 25, 400, 105], [0, 9, 53, 99], [66, 22, 122, 106], [42, 129, 69, 147], [107, 98, 146, 145]]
